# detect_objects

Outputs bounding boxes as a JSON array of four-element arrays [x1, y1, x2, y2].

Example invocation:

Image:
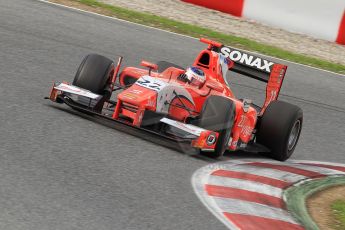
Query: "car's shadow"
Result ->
[[46, 103, 269, 163]]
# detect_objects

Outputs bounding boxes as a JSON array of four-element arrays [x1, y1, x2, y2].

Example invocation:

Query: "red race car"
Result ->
[[47, 38, 303, 161]]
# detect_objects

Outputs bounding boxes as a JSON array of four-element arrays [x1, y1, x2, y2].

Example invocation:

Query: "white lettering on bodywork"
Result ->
[[220, 47, 274, 73]]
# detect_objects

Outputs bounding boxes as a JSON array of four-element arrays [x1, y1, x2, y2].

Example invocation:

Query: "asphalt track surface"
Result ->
[[0, 0, 344, 229]]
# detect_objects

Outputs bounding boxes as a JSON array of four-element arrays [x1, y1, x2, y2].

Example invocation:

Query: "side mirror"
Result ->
[[141, 60, 158, 76], [206, 81, 224, 92]]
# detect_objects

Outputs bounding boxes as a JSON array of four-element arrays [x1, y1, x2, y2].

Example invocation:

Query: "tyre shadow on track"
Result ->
[[46, 104, 268, 163]]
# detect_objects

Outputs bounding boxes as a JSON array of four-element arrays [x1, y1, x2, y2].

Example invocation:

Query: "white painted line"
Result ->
[[211, 164, 307, 183], [192, 166, 240, 230], [290, 159, 345, 167], [37, 0, 345, 77], [208, 175, 283, 198], [212, 197, 299, 224], [37, 0, 197, 41], [278, 162, 345, 176], [247, 160, 345, 175], [195, 158, 308, 182]]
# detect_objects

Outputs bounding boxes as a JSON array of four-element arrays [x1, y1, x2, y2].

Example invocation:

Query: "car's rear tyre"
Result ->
[[197, 96, 235, 158], [256, 100, 303, 161], [73, 54, 114, 95], [156, 61, 184, 72]]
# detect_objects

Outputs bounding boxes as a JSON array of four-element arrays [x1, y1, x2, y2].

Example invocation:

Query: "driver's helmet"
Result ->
[[185, 66, 205, 87]]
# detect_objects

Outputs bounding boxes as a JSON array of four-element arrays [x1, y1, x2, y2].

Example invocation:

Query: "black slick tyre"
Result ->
[[73, 54, 114, 95], [197, 96, 235, 158], [256, 100, 303, 161]]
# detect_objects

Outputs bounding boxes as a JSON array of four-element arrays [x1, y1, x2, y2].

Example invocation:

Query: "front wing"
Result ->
[[47, 83, 220, 153]]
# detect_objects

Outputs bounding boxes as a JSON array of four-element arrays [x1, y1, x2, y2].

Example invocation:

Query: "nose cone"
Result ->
[[118, 84, 157, 109]]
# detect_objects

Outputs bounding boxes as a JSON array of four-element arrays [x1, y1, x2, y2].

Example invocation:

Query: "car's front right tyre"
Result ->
[[197, 96, 235, 158]]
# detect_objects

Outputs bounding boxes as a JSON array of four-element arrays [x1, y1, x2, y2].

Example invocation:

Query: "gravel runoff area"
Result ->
[[100, 0, 345, 66], [307, 186, 345, 230]]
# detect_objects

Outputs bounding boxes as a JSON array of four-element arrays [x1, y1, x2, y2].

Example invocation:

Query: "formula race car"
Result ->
[[46, 38, 303, 161]]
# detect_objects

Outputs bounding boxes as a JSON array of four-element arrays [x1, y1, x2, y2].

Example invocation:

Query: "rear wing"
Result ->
[[200, 38, 287, 114]]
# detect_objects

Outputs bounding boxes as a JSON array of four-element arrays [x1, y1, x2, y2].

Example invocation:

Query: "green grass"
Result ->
[[331, 200, 345, 230], [72, 0, 345, 74], [285, 176, 345, 230]]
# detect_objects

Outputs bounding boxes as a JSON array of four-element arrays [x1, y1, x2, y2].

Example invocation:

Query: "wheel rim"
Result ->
[[288, 120, 301, 151]]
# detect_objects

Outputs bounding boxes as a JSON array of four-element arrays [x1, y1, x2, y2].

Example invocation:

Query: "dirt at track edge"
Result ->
[[307, 185, 345, 230]]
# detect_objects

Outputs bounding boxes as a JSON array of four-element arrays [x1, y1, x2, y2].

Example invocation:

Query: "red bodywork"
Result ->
[[113, 38, 287, 151], [48, 38, 287, 153]]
